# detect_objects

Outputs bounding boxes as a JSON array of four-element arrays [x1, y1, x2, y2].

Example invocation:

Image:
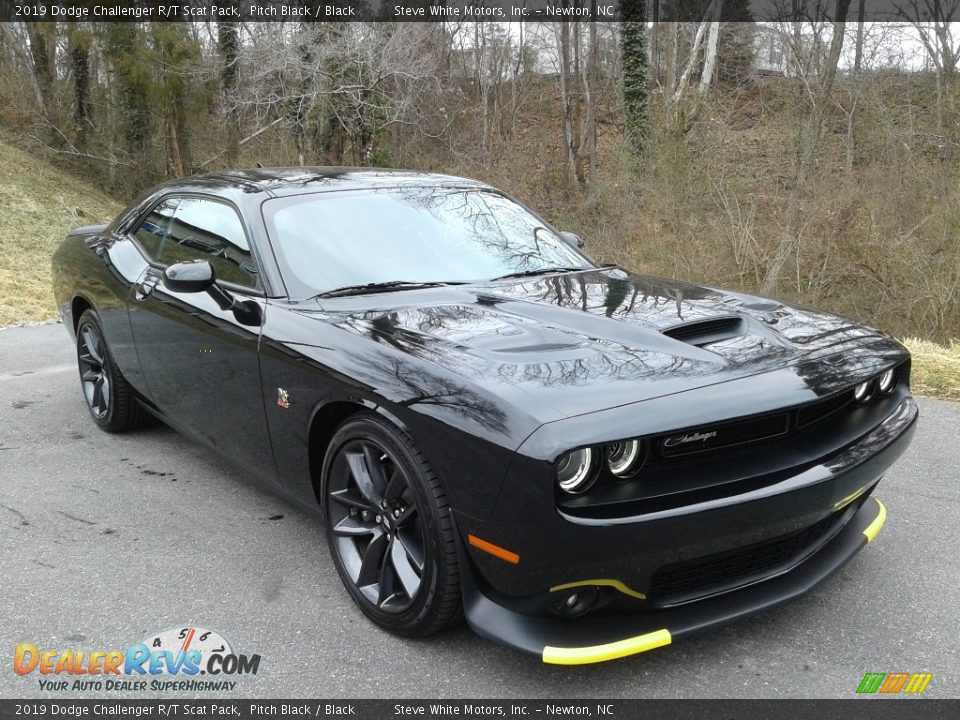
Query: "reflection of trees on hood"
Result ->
[[337, 311, 510, 434], [504, 271, 714, 324], [343, 302, 712, 392], [604, 277, 630, 318]]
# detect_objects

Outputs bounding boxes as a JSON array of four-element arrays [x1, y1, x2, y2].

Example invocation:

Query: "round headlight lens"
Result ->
[[854, 380, 872, 402], [557, 448, 595, 494], [607, 439, 643, 478], [878, 369, 896, 394]]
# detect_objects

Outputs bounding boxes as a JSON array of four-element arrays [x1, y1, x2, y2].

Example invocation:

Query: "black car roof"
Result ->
[[160, 167, 493, 197]]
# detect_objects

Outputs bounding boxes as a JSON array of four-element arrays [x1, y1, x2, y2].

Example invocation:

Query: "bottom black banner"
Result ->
[[0, 700, 957, 720]]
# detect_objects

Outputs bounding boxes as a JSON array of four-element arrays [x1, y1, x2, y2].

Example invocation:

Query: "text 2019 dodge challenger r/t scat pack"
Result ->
[[52, 169, 917, 664]]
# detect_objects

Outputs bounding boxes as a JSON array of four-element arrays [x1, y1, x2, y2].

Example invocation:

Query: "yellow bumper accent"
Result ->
[[863, 498, 887, 543], [549, 578, 646, 601], [542, 629, 671, 665], [834, 486, 867, 511]]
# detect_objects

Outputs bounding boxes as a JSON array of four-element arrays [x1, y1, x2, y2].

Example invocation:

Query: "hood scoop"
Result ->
[[662, 316, 746, 346]]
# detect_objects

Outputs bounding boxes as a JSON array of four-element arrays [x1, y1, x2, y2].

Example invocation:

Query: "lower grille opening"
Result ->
[[648, 511, 844, 602]]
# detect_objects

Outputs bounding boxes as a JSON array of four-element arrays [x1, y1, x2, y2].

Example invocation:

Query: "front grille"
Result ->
[[798, 389, 854, 427], [648, 512, 840, 600], [659, 413, 789, 457], [648, 389, 859, 465]]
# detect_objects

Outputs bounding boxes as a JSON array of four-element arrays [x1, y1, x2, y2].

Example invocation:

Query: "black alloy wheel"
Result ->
[[322, 413, 461, 636], [75, 310, 147, 433], [78, 321, 111, 421]]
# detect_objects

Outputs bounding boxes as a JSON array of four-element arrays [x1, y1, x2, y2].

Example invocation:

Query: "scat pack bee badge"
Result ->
[[13, 626, 260, 692]]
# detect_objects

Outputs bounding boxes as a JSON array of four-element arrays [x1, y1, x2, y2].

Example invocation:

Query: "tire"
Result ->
[[321, 412, 462, 636], [75, 309, 148, 433]]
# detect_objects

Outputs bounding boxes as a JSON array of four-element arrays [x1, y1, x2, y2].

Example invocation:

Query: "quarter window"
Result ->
[[159, 198, 260, 289]]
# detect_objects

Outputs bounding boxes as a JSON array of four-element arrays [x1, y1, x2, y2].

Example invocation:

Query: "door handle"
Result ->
[[134, 270, 160, 301]]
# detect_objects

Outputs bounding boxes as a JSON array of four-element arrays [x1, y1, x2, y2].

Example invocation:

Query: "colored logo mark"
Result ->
[[857, 672, 933, 694]]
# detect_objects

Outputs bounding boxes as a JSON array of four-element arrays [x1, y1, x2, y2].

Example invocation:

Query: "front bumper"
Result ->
[[461, 496, 887, 664], [454, 395, 917, 663]]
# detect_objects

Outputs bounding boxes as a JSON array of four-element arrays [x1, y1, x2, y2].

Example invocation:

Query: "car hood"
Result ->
[[296, 268, 894, 421]]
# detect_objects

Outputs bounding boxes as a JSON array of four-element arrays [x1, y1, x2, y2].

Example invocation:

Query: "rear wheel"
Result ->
[[321, 413, 461, 636], [76, 310, 147, 433]]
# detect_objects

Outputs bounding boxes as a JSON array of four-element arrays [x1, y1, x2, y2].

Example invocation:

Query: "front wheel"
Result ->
[[321, 413, 461, 636], [75, 310, 147, 433]]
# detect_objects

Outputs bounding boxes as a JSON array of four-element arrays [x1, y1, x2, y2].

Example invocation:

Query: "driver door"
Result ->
[[126, 195, 276, 483]]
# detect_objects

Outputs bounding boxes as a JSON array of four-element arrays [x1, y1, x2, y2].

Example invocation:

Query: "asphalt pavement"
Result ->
[[1, 321, 957, 699]]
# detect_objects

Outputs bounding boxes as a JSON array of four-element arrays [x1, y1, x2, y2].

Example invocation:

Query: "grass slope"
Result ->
[[0, 138, 121, 326], [903, 339, 960, 402]]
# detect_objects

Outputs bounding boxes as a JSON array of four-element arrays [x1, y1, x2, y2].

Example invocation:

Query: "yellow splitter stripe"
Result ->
[[542, 629, 672, 665], [863, 498, 887, 543]]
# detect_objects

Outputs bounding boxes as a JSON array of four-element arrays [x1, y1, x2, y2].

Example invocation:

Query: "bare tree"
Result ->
[[897, 0, 960, 157], [664, 0, 724, 130], [761, 8, 854, 295], [583, 14, 599, 181], [556, 19, 583, 186]]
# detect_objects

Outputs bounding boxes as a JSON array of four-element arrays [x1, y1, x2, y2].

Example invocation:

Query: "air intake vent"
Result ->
[[648, 511, 842, 601], [662, 316, 745, 346]]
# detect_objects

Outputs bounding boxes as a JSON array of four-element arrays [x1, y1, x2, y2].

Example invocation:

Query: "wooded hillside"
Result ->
[[1, 18, 958, 341]]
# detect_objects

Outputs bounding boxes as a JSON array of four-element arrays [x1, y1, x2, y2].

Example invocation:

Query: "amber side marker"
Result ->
[[468, 534, 520, 564]]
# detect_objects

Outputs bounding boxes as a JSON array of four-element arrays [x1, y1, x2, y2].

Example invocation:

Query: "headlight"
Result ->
[[878, 368, 896, 394], [606, 439, 643, 478], [853, 380, 872, 403], [557, 448, 595, 494]]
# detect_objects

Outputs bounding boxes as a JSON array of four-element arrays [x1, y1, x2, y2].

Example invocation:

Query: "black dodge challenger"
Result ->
[[52, 169, 917, 664]]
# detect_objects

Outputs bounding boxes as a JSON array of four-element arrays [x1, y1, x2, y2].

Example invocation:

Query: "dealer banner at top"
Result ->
[[1, 0, 957, 22]]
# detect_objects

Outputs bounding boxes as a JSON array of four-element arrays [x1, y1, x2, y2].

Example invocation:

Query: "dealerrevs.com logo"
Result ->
[[14, 626, 260, 693]]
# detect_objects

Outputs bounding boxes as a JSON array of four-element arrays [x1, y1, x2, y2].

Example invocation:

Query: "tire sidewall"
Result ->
[[321, 414, 447, 634], [76, 310, 120, 429]]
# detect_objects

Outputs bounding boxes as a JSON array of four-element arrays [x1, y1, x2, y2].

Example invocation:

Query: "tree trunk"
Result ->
[[556, 20, 581, 187], [670, 19, 710, 125], [152, 25, 194, 177], [699, 21, 721, 99], [584, 13, 598, 183], [102, 23, 153, 188], [853, 0, 865, 72], [620, 0, 650, 156], [68, 26, 92, 149], [25, 21, 55, 112], [218, 21, 241, 168]]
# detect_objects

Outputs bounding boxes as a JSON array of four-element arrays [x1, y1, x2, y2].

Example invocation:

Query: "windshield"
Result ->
[[262, 187, 593, 297]]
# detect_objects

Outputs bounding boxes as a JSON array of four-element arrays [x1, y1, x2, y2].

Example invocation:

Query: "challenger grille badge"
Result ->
[[277, 388, 290, 409], [663, 430, 718, 448]]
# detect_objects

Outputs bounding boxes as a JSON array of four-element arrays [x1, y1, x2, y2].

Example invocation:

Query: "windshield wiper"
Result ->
[[492, 267, 587, 281], [317, 280, 464, 299]]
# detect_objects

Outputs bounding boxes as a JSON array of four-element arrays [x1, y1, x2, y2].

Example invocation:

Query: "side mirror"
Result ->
[[560, 231, 584, 249], [162, 259, 263, 327], [163, 260, 215, 293]]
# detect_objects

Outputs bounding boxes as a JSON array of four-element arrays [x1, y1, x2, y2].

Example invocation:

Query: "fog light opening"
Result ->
[[557, 587, 600, 618]]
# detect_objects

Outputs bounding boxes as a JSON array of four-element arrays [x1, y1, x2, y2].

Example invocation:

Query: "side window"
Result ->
[[133, 198, 179, 259], [159, 198, 260, 289]]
